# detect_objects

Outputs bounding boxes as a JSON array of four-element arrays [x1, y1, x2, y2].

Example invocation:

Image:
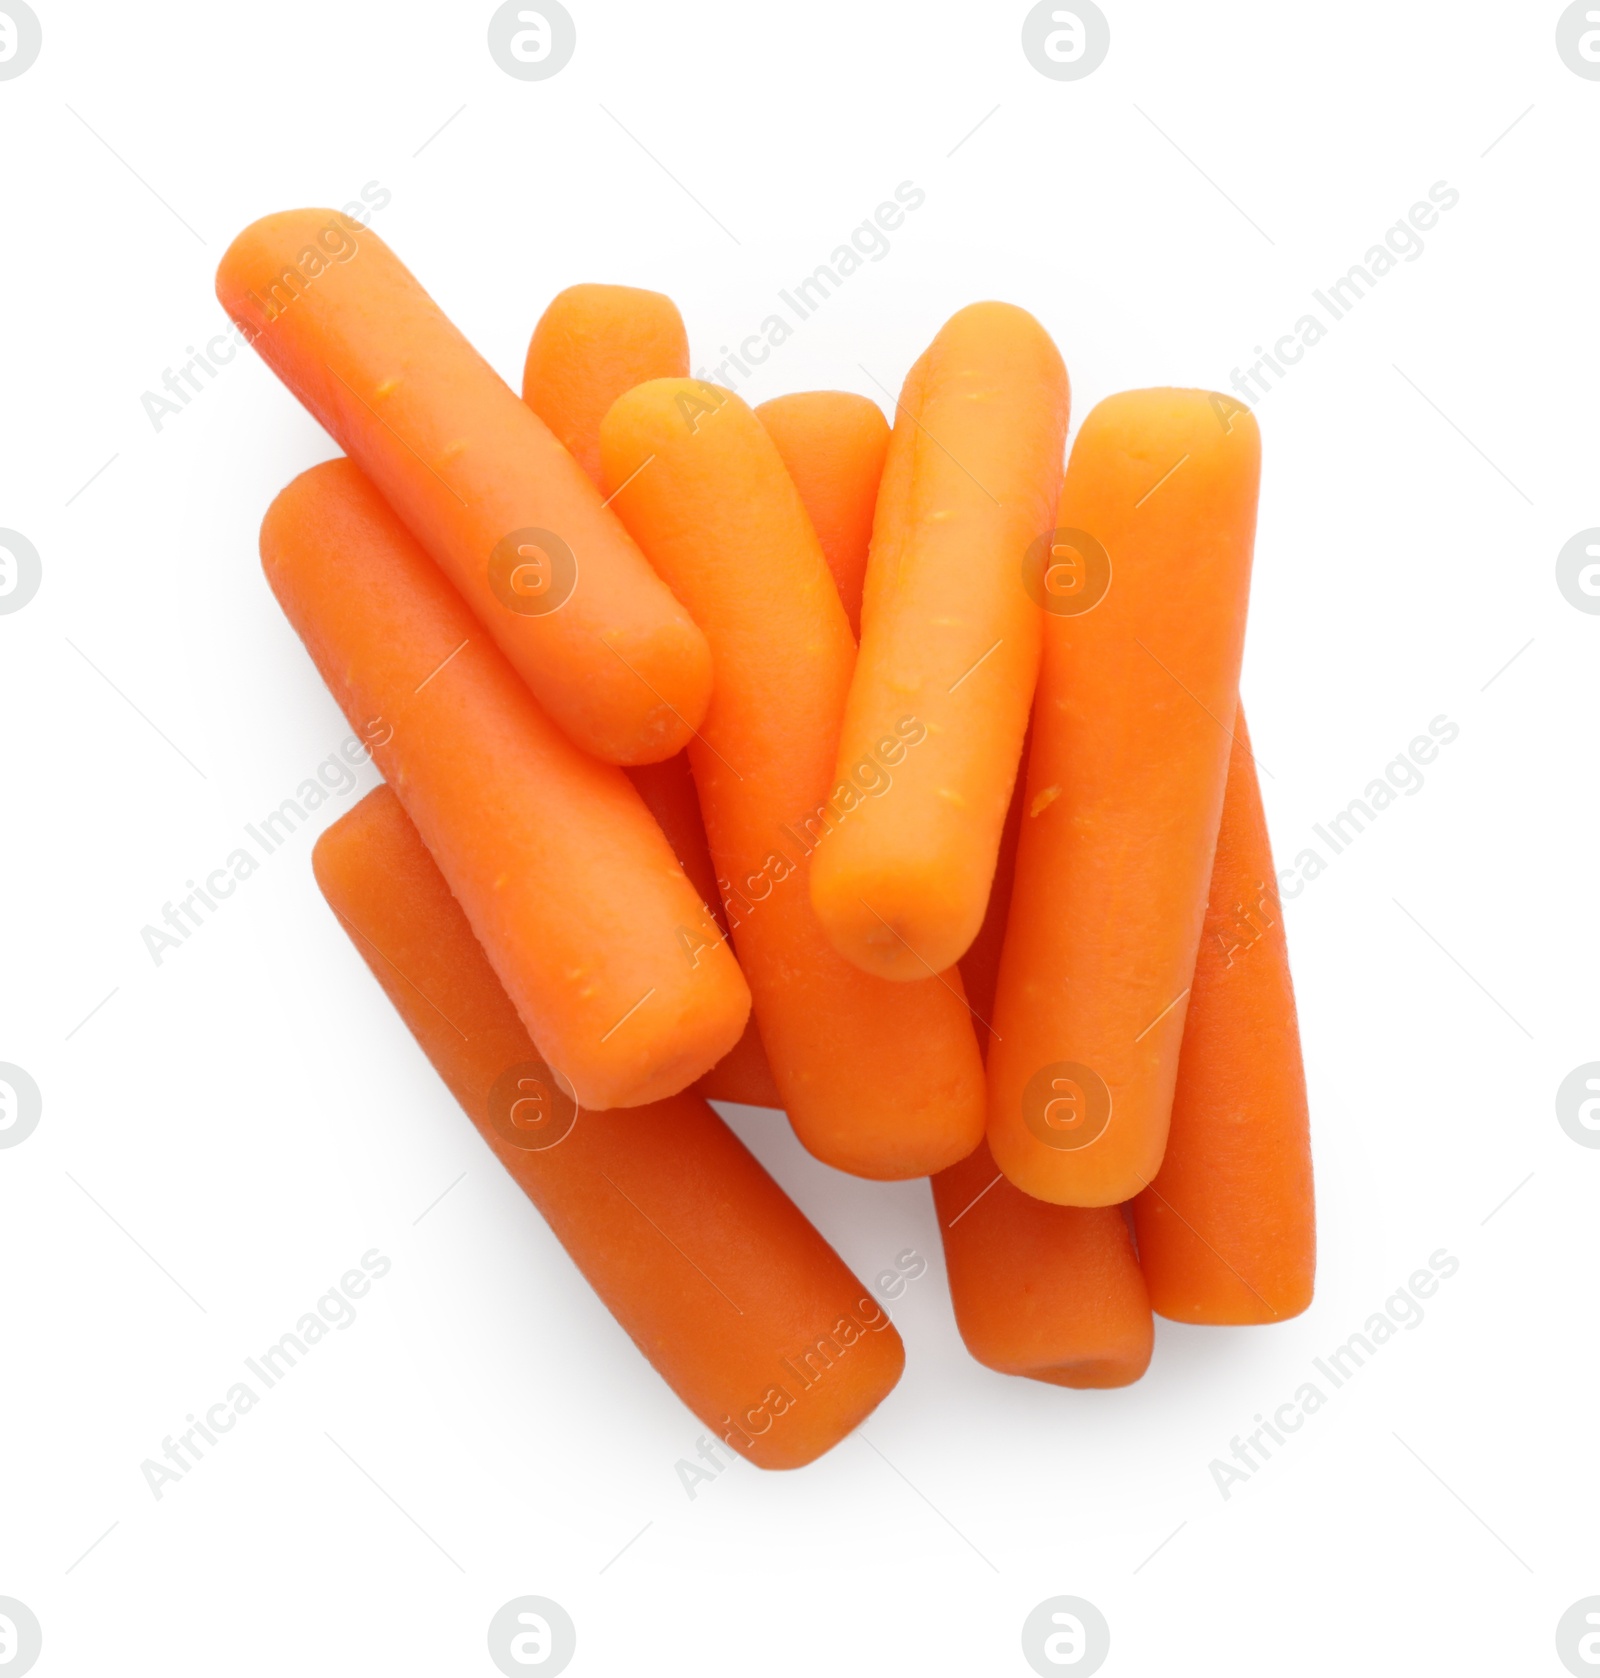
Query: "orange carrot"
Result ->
[[988, 392, 1261, 1206], [315, 786, 903, 1467], [706, 388, 895, 1105], [809, 304, 1069, 979], [600, 380, 985, 1179], [755, 391, 889, 637], [931, 773, 1153, 1388], [1133, 711, 1315, 1322], [217, 212, 710, 765], [518, 282, 778, 1110], [933, 1144, 1153, 1386], [262, 457, 749, 1110], [523, 283, 690, 488]]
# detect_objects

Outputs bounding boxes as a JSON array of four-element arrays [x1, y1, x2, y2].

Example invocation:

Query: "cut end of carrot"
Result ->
[[1024, 1349, 1154, 1389], [986, 1095, 1172, 1210], [1075, 385, 1262, 482], [216, 207, 365, 322], [809, 851, 987, 981], [737, 1316, 907, 1470]]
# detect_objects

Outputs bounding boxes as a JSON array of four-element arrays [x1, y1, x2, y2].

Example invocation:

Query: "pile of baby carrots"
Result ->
[[219, 207, 1314, 1468]]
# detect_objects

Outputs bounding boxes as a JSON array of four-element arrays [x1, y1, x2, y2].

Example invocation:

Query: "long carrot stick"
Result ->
[[809, 304, 1069, 980], [931, 771, 1154, 1388], [518, 282, 778, 1110], [600, 380, 986, 1179], [755, 391, 889, 638], [988, 391, 1260, 1206], [262, 458, 749, 1110], [1133, 711, 1315, 1322], [315, 786, 903, 1467], [522, 283, 690, 488], [217, 212, 711, 765]]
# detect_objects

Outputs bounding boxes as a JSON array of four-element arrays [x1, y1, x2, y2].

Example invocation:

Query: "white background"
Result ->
[[2, 2, 1595, 1673]]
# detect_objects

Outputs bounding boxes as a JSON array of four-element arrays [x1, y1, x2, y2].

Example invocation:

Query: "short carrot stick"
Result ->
[[315, 786, 903, 1467], [262, 457, 749, 1110], [755, 391, 889, 637], [987, 393, 1260, 1206], [523, 283, 690, 488], [930, 775, 1154, 1389], [600, 380, 986, 1179], [518, 283, 777, 1110], [1133, 711, 1315, 1323], [933, 1144, 1154, 1386], [809, 304, 1070, 980], [217, 212, 711, 765]]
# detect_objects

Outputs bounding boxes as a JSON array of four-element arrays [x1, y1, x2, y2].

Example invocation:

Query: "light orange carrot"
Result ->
[[601, 380, 985, 1179], [523, 283, 690, 488], [262, 457, 749, 1110], [217, 212, 710, 765], [755, 391, 889, 637], [518, 282, 778, 1110], [1133, 711, 1315, 1323], [315, 786, 903, 1467], [809, 304, 1069, 979], [988, 393, 1261, 1206], [931, 774, 1153, 1388]]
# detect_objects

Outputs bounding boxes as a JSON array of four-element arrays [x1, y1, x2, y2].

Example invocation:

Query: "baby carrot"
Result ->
[[702, 387, 896, 1105], [1133, 712, 1315, 1323], [933, 1144, 1153, 1387], [518, 282, 777, 1110], [216, 211, 710, 765], [315, 787, 903, 1467], [809, 304, 1070, 980], [523, 283, 690, 487], [988, 393, 1261, 1206], [600, 380, 986, 1179], [262, 458, 749, 1110], [931, 775, 1153, 1389], [755, 391, 889, 637]]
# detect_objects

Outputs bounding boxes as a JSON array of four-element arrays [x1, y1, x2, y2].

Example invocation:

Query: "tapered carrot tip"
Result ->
[[523, 284, 690, 487], [216, 211, 711, 766]]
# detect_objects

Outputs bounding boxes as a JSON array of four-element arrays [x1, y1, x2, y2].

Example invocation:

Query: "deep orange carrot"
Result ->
[[601, 380, 985, 1179], [1133, 711, 1315, 1322], [216, 212, 710, 765], [517, 283, 778, 1111], [932, 1143, 1153, 1387], [931, 774, 1153, 1389], [810, 304, 1069, 980], [315, 787, 902, 1467], [755, 391, 889, 637], [262, 457, 749, 1110], [523, 283, 690, 488], [988, 392, 1260, 1206]]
